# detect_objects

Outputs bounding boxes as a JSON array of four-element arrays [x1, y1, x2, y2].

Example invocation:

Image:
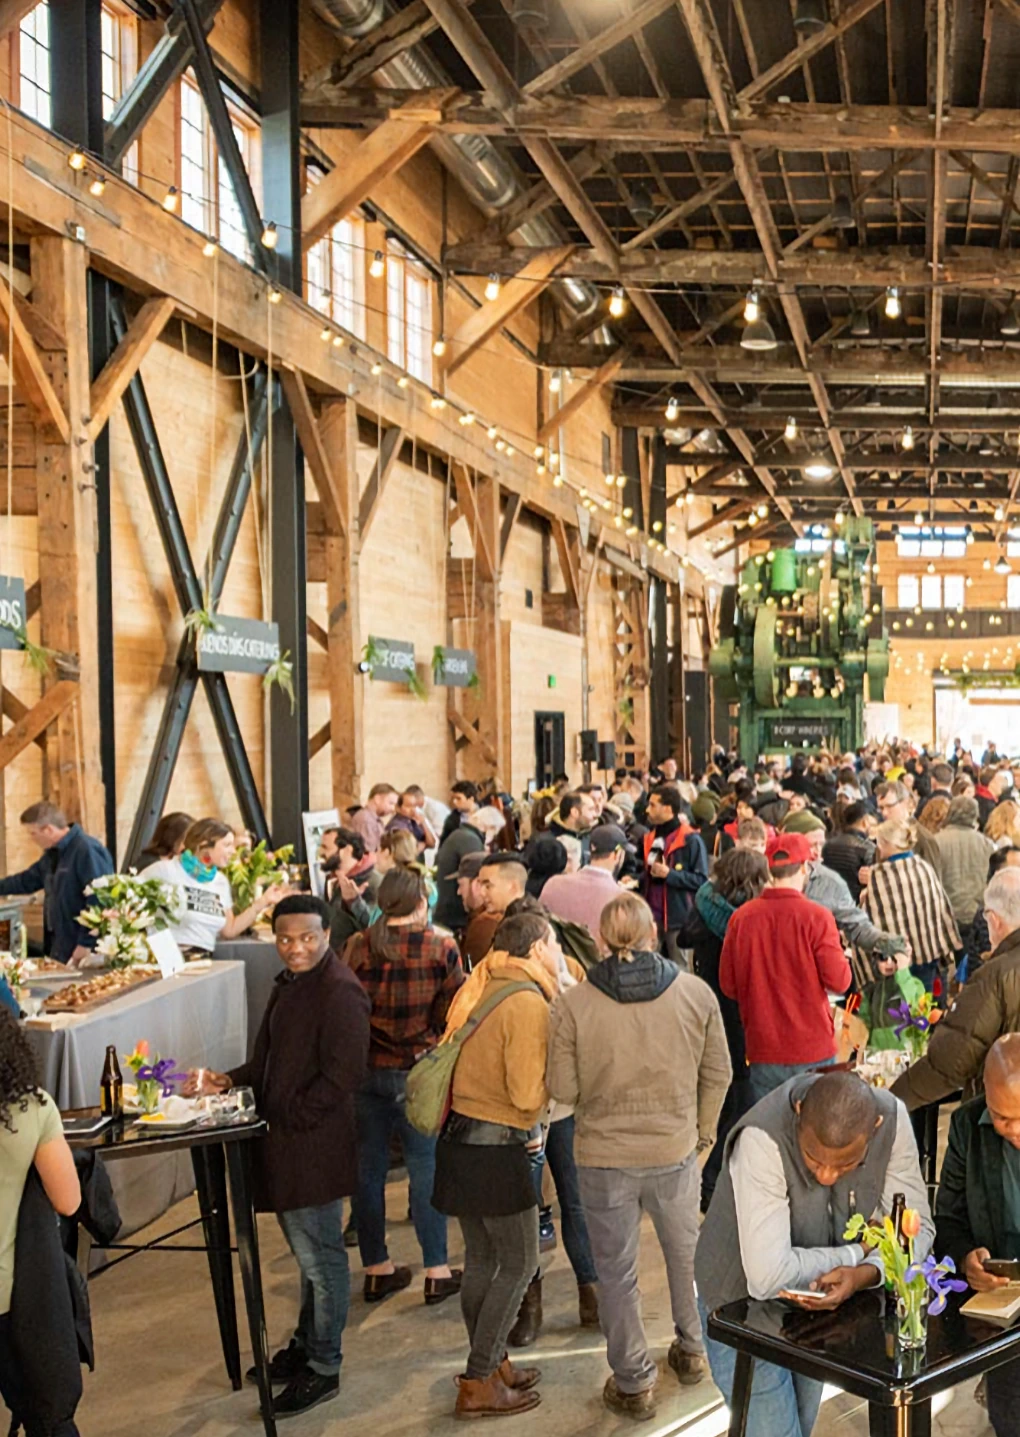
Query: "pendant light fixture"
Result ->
[[1002, 296, 1020, 337], [741, 316, 778, 351], [850, 307, 871, 338], [996, 553, 1011, 575], [831, 193, 854, 229], [793, 0, 828, 34]]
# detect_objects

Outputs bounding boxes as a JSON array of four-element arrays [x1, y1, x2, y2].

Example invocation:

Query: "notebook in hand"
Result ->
[[961, 1286, 1020, 1327]]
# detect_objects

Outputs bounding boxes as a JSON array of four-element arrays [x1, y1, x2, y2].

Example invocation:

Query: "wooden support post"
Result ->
[[319, 397, 364, 810], [451, 467, 506, 782], [86, 295, 175, 442], [0, 680, 79, 770], [31, 237, 104, 830]]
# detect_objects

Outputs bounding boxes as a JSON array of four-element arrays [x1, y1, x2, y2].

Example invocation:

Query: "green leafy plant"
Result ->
[[183, 605, 220, 639], [467, 670, 481, 691], [226, 839, 295, 913], [78, 871, 183, 970], [361, 636, 384, 675], [3, 623, 54, 677], [431, 644, 446, 683], [407, 667, 429, 701], [263, 650, 295, 713]]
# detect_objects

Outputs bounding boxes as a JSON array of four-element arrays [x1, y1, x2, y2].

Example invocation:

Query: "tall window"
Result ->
[[178, 74, 260, 261], [17, 2, 50, 128], [386, 240, 432, 384], [101, 3, 138, 182], [897, 575, 919, 609], [306, 211, 366, 339], [920, 574, 942, 610], [1008, 574, 1020, 610], [943, 574, 965, 609]]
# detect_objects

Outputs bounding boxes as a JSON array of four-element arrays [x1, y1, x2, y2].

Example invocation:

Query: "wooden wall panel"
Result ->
[[507, 621, 583, 796]]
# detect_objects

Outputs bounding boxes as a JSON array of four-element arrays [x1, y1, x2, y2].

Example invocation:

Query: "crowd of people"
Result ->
[[7, 736, 1020, 1432]]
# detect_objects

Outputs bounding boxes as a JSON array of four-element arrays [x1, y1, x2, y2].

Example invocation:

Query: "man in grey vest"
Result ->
[[695, 1072, 932, 1436]]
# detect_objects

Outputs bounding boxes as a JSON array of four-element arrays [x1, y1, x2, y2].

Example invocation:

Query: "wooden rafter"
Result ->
[[537, 350, 625, 443], [87, 295, 175, 442], [521, 0, 677, 98], [280, 369, 345, 538], [440, 245, 574, 375], [552, 517, 580, 609], [0, 285, 69, 442], [739, 0, 884, 103], [500, 491, 521, 560], [0, 680, 77, 771], [451, 463, 497, 584]]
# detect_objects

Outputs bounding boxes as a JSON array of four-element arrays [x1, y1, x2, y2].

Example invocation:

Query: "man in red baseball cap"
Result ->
[[719, 830, 851, 1102]]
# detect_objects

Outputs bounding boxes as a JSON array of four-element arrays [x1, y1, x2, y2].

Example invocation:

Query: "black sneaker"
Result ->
[[538, 1207, 557, 1253], [272, 1369, 339, 1419], [246, 1340, 308, 1386], [363, 1265, 413, 1303]]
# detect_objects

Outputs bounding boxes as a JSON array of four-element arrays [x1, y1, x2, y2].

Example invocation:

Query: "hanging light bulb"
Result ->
[[487, 425, 498, 439], [608, 285, 627, 318], [652, 519, 663, 533], [549, 369, 562, 394], [534, 445, 545, 460], [260, 220, 278, 250], [914, 511, 924, 525], [397, 375, 409, 388], [370, 361, 383, 375], [616, 473, 626, 487], [460, 412, 476, 427], [484, 272, 501, 302], [996, 553, 1011, 574], [984, 557, 993, 570], [884, 285, 901, 318], [757, 502, 769, 517], [744, 288, 761, 323], [332, 334, 344, 348], [88, 175, 106, 197], [996, 504, 1006, 521], [430, 394, 446, 410], [685, 489, 695, 504], [68, 149, 87, 172], [550, 451, 561, 470], [901, 425, 915, 450], [202, 238, 218, 257], [926, 560, 936, 574], [784, 416, 798, 441], [506, 445, 515, 457], [320, 326, 331, 342], [665, 395, 680, 422], [604, 471, 615, 486], [369, 250, 385, 278], [269, 288, 282, 304], [432, 335, 447, 358], [552, 474, 564, 487], [495, 438, 506, 451], [162, 185, 179, 212]]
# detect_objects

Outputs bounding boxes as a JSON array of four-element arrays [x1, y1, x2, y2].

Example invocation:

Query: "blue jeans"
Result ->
[[748, 1056, 835, 1105], [698, 1297, 822, 1437], [278, 1201, 349, 1377], [544, 1115, 598, 1286], [356, 1066, 448, 1269]]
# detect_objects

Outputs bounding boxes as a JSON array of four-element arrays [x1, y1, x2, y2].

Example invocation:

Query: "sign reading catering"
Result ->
[[197, 616, 281, 674], [0, 576, 26, 651], [433, 647, 477, 688], [368, 636, 417, 682]]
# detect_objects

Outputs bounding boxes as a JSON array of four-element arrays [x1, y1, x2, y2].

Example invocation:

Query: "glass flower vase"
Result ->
[[895, 1279, 929, 1349], [136, 1078, 161, 1115]]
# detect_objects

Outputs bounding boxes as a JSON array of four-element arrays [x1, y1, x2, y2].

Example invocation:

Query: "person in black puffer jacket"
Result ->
[[822, 800, 876, 905], [675, 847, 769, 1210]]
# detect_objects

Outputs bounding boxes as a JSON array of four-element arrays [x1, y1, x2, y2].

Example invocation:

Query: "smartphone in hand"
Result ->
[[982, 1259, 1020, 1280]]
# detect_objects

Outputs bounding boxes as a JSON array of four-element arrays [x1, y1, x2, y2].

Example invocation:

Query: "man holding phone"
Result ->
[[936, 1034, 1020, 1434], [696, 1072, 932, 1437]]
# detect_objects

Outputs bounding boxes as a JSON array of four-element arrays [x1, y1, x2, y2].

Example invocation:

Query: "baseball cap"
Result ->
[[766, 832, 813, 869], [589, 824, 631, 857], [456, 851, 487, 880]]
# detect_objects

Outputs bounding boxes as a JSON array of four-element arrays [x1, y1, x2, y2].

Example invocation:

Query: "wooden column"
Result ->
[[319, 396, 364, 811], [31, 236, 104, 830], [449, 468, 507, 785]]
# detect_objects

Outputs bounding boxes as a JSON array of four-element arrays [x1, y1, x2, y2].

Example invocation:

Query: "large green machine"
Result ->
[[708, 516, 889, 760]]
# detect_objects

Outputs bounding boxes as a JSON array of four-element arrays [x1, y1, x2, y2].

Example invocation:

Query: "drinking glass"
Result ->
[[233, 1086, 257, 1118]]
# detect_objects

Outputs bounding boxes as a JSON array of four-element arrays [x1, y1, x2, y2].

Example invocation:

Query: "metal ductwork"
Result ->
[[310, 0, 604, 321]]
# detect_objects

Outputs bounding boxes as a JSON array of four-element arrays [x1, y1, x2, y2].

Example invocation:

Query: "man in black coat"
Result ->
[[190, 895, 370, 1418]]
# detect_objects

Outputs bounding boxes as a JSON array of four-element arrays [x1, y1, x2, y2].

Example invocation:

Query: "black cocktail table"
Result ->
[[66, 1113, 276, 1437], [709, 1289, 1020, 1435]]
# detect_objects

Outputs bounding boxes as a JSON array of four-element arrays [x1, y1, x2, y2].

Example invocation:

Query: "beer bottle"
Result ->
[[100, 1044, 123, 1118], [891, 1191, 907, 1250]]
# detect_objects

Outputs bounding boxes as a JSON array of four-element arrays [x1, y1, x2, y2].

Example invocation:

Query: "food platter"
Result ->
[[42, 967, 160, 1013]]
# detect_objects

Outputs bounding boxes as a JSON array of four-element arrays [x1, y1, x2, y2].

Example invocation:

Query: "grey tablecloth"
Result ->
[[25, 962, 247, 1236], [212, 937, 283, 1054]]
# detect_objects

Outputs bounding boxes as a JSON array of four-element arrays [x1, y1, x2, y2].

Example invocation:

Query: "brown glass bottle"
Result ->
[[100, 1044, 123, 1118]]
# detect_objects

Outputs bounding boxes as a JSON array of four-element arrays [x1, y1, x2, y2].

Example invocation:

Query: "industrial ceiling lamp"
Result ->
[[629, 185, 657, 228], [1001, 296, 1020, 337], [850, 307, 871, 338], [740, 315, 778, 351], [511, 0, 549, 28], [831, 193, 854, 229], [996, 553, 1012, 574], [805, 451, 834, 480], [793, 0, 828, 34]]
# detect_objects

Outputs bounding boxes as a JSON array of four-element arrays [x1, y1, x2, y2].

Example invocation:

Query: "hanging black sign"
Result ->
[[0, 576, 27, 651], [770, 718, 835, 744], [434, 647, 477, 688], [368, 636, 417, 682], [197, 616, 281, 674]]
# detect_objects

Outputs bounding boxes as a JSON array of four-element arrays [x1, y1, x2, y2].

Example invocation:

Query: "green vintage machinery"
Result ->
[[708, 516, 889, 760]]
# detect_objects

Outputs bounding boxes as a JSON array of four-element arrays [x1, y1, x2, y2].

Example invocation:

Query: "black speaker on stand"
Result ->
[[580, 728, 598, 782]]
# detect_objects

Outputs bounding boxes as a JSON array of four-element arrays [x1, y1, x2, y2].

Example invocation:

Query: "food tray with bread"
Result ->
[[42, 967, 159, 1013]]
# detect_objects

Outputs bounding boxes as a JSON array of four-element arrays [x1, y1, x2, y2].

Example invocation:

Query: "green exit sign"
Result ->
[[547, 674, 557, 688]]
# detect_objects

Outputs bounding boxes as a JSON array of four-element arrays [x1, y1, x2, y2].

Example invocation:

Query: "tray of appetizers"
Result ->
[[41, 967, 160, 1013], [1, 956, 71, 983]]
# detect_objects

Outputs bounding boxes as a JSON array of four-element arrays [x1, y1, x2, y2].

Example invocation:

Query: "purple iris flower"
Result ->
[[135, 1058, 188, 1097], [887, 999, 930, 1039], [904, 1254, 968, 1316]]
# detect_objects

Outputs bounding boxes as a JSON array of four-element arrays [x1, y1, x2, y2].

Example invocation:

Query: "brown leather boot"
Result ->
[[603, 1376, 657, 1420], [578, 1282, 600, 1327], [455, 1372, 542, 1419], [498, 1357, 541, 1392], [507, 1276, 543, 1348]]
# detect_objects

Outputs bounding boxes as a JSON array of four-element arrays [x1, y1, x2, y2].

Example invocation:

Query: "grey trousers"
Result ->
[[579, 1154, 703, 1395], [459, 1211, 539, 1380]]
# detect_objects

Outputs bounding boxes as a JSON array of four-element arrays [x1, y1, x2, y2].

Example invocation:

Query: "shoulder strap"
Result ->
[[455, 979, 542, 1046]]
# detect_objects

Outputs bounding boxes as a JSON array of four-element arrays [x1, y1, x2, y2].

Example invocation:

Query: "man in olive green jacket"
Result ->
[[892, 868, 1020, 1112]]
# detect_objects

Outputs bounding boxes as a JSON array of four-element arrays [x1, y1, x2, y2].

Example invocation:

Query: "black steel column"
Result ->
[[260, 0, 308, 843], [50, 1, 118, 856], [648, 436, 670, 763]]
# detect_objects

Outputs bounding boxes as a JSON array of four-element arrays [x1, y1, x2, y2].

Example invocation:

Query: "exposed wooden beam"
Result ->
[[306, 614, 329, 650], [307, 1, 443, 90], [440, 245, 574, 375], [321, 398, 364, 808], [280, 368, 344, 538], [358, 425, 405, 538], [552, 517, 580, 608], [468, 145, 605, 249], [537, 351, 625, 443], [739, 0, 885, 102], [302, 93, 454, 248], [309, 719, 331, 760], [452, 463, 497, 583], [0, 679, 77, 771], [522, 0, 677, 98], [0, 285, 69, 443], [1, 688, 47, 750], [686, 500, 754, 538], [87, 295, 175, 442]]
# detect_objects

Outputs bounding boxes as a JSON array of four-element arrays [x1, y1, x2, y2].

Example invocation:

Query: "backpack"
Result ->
[[404, 979, 541, 1137], [552, 916, 600, 974]]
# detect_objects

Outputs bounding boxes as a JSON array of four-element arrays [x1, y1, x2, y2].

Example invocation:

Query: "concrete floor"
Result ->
[[15, 1175, 995, 1437]]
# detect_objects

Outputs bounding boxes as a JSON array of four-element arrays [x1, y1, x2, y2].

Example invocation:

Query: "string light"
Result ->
[[320, 326, 331, 342], [487, 425, 499, 439], [549, 369, 562, 394], [397, 375, 409, 388], [665, 396, 679, 422], [885, 286, 901, 318], [996, 505, 1006, 521], [459, 412, 476, 426], [430, 394, 446, 410], [68, 149, 86, 172], [550, 452, 561, 471], [616, 474, 626, 488], [604, 472, 615, 486], [552, 474, 564, 487], [370, 361, 383, 375], [162, 185, 179, 212], [784, 416, 798, 441], [260, 221, 278, 250], [202, 238, 218, 257], [608, 285, 627, 318], [332, 334, 344, 348], [744, 288, 760, 322], [901, 425, 915, 450], [484, 272, 501, 302], [268, 288, 282, 304], [88, 175, 105, 197], [534, 445, 545, 459], [432, 335, 447, 357], [652, 520, 663, 532], [369, 250, 385, 278]]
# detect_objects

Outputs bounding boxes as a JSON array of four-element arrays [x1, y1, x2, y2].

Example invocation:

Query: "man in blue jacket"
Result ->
[[641, 786, 708, 967], [0, 802, 112, 965]]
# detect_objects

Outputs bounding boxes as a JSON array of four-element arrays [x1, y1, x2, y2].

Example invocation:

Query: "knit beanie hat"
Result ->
[[781, 809, 826, 835], [692, 794, 718, 823]]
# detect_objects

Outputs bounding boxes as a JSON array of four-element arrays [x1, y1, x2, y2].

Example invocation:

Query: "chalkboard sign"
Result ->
[[368, 636, 416, 682], [433, 646, 477, 688], [770, 718, 835, 744], [0, 576, 27, 650], [197, 616, 281, 674]]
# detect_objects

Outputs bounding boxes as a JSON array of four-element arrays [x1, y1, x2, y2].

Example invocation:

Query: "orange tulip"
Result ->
[[901, 1208, 921, 1239], [135, 1039, 150, 1058]]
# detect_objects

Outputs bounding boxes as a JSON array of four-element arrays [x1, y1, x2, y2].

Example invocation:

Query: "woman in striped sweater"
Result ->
[[862, 817, 960, 996]]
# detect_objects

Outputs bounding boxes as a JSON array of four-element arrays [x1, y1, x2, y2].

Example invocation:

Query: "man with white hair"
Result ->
[[892, 868, 1020, 1111]]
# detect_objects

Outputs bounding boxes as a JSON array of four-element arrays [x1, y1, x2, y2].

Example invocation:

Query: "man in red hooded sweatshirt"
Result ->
[[640, 786, 709, 968]]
